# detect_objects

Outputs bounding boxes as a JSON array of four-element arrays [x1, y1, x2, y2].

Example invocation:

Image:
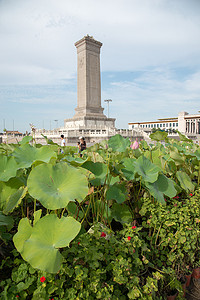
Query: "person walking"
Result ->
[[78, 136, 86, 157], [60, 135, 66, 153]]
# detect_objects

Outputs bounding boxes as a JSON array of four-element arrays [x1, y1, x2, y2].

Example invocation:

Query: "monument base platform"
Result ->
[[64, 116, 116, 130]]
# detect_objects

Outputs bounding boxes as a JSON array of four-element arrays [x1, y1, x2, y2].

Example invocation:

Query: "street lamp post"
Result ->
[[104, 99, 112, 118], [54, 119, 58, 129]]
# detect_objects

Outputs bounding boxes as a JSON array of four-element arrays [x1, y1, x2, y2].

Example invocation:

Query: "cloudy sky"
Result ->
[[0, 0, 200, 133]]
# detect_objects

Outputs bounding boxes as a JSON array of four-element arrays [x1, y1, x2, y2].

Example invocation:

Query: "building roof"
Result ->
[[128, 119, 178, 125], [5, 130, 23, 135]]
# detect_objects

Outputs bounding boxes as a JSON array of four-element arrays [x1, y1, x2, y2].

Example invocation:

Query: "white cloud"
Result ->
[[0, 0, 200, 131], [102, 67, 200, 127], [1, 0, 200, 82]]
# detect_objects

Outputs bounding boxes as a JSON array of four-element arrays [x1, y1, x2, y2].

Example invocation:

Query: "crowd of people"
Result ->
[[60, 135, 87, 157], [60, 135, 140, 155]]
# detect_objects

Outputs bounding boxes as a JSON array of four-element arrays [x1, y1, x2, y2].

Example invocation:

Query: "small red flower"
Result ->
[[133, 249, 135, 253], [174, 203, 177, 207], [16, 296, 19, 298], [189, 193, 193, 196], [100, 232, 106, 237], [127, 236, 131, 241], [164, 198, 167, 202], [40, 276, 46, 283], [78, 242, 80, 245], [132, 226, 136, 229]]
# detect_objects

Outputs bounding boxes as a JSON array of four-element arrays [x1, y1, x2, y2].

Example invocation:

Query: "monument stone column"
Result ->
[[64, 35, 115, 131], [74, 35, 105, 118]]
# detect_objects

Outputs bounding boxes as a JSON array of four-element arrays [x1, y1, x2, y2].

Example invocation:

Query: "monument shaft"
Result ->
[[74, 35, 105, 118], [64, 35, 115, 131]]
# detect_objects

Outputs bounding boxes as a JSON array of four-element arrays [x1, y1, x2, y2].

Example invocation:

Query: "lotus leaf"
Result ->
[[13, 144, 57, 168], [177, 131, 192, 142], [33, 209, 42, 225], [107, 174, 120, 185], [13, 218, 32, 253], [133, 155, 160, 183], [27, 162, 88, 210], [170, 150, 185, 165], [0, 178, 26, 213], [19, 136, 33, 145], [82, 161, 108, 185], [41, 134, 57, 145], [146, 174, 177, 204], [111, 203, 132, 224], [0, 212, 14, 230], [149, 131, 168, 141], [67, 202, 84, 220], [3, 186, 28, 214], [130, 147, 142, 159], [13, 215, 81, 273], [82, 161, 107, 178], [121, 158, 136, 180], [0, 155, 18, 181], [106, 183, 127, 204], [194, 149, 200, 161], [108, 134, 131, 152], [86, 151, 104, 163], [63, 155, 87, 166], [151, 149, 163, 170], [176, 171, 195, 192]]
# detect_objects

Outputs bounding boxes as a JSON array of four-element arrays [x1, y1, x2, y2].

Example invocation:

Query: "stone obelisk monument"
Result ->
[[64, 35, 115, 130]]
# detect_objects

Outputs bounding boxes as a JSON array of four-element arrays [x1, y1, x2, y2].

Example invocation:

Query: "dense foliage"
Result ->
[[0, 133, 199, 299]]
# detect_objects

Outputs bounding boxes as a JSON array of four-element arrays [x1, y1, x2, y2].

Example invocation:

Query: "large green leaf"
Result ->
[[27, 162, 88, 210], [82, 161, 107, 178], [63, 156, 87, 167], [0, 155, 18, 181], [149, 131, 168, 141], [41, 134, 58, 145], [177, 131, 192, 143], [13, 218, 32, 253], [19, 136, 33, 145], [106, 183, 127, 204], [13, 144, 57, 168], [0, 178, 26, 213], [194, 149, 200, 161], [151, 149, 163, 170], [3, 186, 28, 214], [82, 161, 108, 185], [121, 158, 136, 180], [170, 150, 185, 165], [176, 171, 195, 192], [0, 211, 14, 230], [108, 134, 131, 152], [146, 174, 177, 204], [134, 155, 160, 183], [13, 215, 81, 273], [111, 203, 132, 224]]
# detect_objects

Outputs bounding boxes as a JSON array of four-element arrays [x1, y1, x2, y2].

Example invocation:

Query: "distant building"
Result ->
[[128, 111, 200, 142], [4, 130, 23, 136], [1, 130, 24, 144]]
